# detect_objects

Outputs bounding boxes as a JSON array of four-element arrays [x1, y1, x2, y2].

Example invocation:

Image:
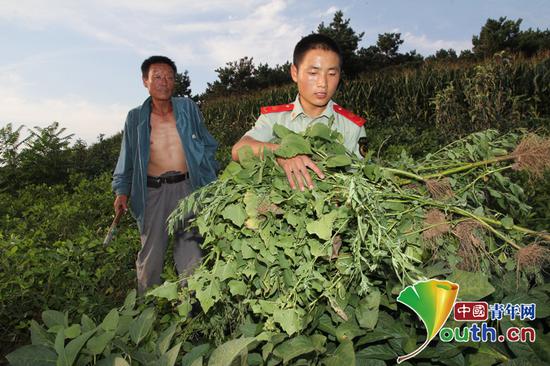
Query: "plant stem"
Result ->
[[384, 155, 514, 184]]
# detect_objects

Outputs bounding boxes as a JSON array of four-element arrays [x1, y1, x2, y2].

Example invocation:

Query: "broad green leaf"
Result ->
[[190, 357, 203, 366], [123, 290, 137, 310], [306, 123, 332, 140], [156, 323, 178, 356], [335, 320, 365, 342], [59, 330, 96, 366], [306, 211, 337, 241], [177, 301, 192, 317], [116, 314, 133, 336], [196, 279, 221, 313], [273, 308, 304, 336], [467, 343, 508, 366], [147, 281, 178, 301], [96, 356, 130, 366], [228, 280, 247, 296], [42, 310, 67, 329], [447, 270, 495, 300], [6, 345, 57, 366], [323, 340, 355, 366], [355, 344, 397, 361], [273, 124, 293, 138], [181, 344, 210, 366], [501, 319, 550, 362], [64, 324, 81, 339], [101, 309, 119, 331], [214, 261, 237, 281], [86, 331, 115, 356], [80, 314, 96, 333], [219, 161, 243, 180], [236, 145, 256, 166], [157, 342, 181, 366], [129, 307, 156, 346], [207, 337, 256, 366], [309, 239, 327, 258], [501, 216, 514, 229], [355, 290, 381, 330], [326, 154, 352, 168], [54, 331, 64, 356], [30, 320, 54, 347], [273, 335, 323, 363], [221, 204, 247, 227], [275, 134, 312, 158]]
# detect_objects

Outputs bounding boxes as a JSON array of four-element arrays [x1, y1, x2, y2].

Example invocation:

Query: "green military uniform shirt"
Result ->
[[245, 95, 366, 158]]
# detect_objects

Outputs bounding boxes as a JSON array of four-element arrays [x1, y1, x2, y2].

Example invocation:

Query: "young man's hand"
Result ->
[[276, 155, 324, 191]]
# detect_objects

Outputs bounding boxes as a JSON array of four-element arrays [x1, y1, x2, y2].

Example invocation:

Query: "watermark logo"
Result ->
[[396, 280, 537, 364], [396, 279, 459, 364]]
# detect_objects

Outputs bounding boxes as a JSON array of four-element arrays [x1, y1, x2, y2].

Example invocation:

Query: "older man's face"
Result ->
[[143, 63, 175, 101]]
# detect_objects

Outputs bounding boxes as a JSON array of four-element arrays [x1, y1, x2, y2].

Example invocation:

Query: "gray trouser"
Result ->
[[137, 179, 202, 295]]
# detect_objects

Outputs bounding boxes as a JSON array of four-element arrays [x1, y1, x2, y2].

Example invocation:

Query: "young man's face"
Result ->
[[291, 48, 341, 116], [142, 63, 175, 101]]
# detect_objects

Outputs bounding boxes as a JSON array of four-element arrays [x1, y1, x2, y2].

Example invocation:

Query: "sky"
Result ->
[[1, 0, 549, 144]]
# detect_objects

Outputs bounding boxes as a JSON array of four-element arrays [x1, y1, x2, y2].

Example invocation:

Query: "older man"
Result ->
[[112, 56, 218, 294]]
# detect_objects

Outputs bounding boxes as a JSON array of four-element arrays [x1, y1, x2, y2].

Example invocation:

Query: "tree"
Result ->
[[254, 62, 291, 89], [18, 122, 74, 186], [459, 49, 476, 61], [472, 17, 522, 57], [516, 28, 550, 57], [317, 10, 364, 77], [0, 123, 27, 192], [204, 57, 256, 97], [427, 48, 458, 61], [173, 70, 192, 97], [376, 32, 404, 58]]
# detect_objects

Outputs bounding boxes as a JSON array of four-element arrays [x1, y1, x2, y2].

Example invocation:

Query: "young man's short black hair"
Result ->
[[293, 34, 343, 68], [141, 56, 177, 78]]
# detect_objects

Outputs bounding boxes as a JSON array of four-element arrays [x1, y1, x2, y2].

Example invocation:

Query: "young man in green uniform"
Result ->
[[231, 34, 366, 191]]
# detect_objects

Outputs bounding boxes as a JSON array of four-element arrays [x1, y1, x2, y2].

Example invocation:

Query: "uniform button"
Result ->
[[192, 134, 197, 139]]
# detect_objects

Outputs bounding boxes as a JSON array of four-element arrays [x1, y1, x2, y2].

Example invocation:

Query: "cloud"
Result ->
[[402, 32, 471, 55], [200, 0, 304, 66], [0, 90, 129, 144], [0, 0, 302, 68], [323, 6, 340, 16]]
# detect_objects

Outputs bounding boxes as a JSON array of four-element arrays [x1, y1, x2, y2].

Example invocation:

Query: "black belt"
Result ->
[[147, 172, 189, 188]]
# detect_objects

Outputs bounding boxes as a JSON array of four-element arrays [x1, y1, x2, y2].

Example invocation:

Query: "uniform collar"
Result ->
[[290, 94, 334, 121]]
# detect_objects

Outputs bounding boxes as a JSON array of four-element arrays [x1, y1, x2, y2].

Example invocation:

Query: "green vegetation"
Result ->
[[6, 124, 550, 365]]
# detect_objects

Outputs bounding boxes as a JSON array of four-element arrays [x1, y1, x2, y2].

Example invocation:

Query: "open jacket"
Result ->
[[112, 96, 218, 230]]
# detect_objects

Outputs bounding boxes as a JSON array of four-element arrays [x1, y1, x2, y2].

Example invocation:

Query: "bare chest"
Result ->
[[147, 113, 187, 175]]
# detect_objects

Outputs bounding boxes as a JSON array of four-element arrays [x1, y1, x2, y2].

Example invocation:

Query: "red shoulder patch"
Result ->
[[333, 104, 366, 127], [261, 103, 294, 114]]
